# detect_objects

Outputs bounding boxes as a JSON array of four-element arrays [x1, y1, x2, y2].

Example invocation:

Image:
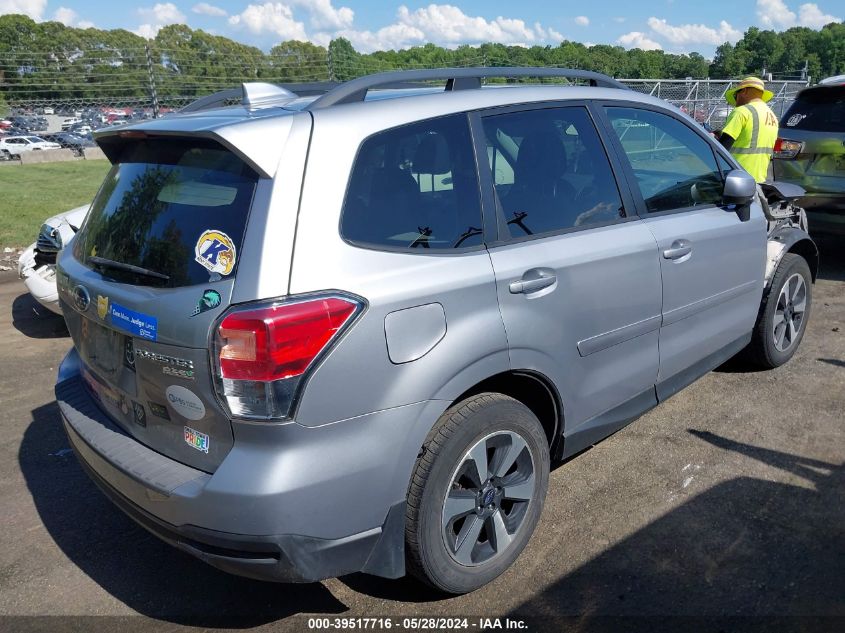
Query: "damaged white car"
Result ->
[[18, 204, 90, 314]]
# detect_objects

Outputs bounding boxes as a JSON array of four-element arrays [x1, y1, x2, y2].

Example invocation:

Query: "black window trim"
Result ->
[[337, 111, 489, 256], [469, 100, 639, 249], [593, 100, 739, 218]]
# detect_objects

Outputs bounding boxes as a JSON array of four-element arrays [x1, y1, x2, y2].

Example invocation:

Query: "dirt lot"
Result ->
[[0, 234, 842, 632]]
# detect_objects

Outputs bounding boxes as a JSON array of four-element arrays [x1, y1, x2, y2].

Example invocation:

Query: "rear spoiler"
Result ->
[[94, 114, 297, 179]]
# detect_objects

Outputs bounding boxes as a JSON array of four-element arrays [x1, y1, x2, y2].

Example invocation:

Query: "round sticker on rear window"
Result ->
[[165, 385, 206, 421], [194, 230, 236, 276]]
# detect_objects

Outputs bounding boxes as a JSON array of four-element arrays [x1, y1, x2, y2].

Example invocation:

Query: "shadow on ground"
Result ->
[[505, 431, 844, 629], [811, 231, 844, 282], [12, 293, 68, 339], [20, 402, 353, 627]]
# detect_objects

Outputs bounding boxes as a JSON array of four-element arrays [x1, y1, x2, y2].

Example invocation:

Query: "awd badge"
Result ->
[[194, 230, 236, 276]]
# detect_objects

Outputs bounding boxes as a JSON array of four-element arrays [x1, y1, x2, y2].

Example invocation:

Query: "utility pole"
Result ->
[[145, 43, 160, 118]]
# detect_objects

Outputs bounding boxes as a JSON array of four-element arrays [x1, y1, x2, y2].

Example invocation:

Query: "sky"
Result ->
[[1, 0, 842, 57]]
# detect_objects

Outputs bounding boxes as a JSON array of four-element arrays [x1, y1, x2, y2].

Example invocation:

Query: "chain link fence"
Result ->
[[621, 79, 808, 127], [1, 47, 810, 134]]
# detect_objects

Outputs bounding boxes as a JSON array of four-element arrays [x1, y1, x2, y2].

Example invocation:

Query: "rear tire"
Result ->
[[747, 253, 812, 368], [405, 393, 549, 594]]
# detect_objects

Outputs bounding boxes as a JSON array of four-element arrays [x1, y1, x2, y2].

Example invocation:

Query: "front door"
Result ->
[[601, 105, 766, 397]]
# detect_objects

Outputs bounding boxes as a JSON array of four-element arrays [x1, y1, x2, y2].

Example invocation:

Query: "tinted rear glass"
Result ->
[[782, 87, 845, 132], [340, 113, 483, 250], [73, 138, 258, 287]]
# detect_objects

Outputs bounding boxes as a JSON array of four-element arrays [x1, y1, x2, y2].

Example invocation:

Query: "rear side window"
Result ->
[[481, 106, 625, 237], [341, 114, 483, 250], [73, 139, 258, 287], [782, 86, 845, 132]]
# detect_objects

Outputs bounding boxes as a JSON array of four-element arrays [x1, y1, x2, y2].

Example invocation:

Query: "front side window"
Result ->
[[481, 106, 625, 238], [605, 107, 724, 213], [341, 114, 483, 250]]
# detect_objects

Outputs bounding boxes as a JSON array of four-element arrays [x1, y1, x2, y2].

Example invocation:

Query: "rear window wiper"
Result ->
[[88, 256, 170, 282]]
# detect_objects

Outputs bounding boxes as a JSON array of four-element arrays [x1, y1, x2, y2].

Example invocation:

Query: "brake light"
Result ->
[[214, 295, 361, 419], [774, 138, 803, 159]]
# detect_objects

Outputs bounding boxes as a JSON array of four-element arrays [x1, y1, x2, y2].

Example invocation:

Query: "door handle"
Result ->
[[663, 239, 692, 260], [509, 268, 557, 294]]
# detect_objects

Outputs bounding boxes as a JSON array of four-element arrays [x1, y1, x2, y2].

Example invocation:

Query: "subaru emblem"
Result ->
[[72, 285, 91, 312]]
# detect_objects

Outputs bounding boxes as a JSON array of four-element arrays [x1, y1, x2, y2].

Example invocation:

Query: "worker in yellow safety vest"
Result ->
[[718, 77, 778, 183]]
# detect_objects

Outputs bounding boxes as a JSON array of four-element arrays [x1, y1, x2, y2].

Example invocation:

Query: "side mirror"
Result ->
[[723, 169, 756, 222], [723, 169, 756, 205]]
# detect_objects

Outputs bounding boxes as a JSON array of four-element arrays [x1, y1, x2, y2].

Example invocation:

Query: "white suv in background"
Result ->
[[0, 135, 61, 159]]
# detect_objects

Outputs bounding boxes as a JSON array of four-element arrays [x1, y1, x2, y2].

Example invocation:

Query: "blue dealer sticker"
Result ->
[[109, 302, 158, 341]]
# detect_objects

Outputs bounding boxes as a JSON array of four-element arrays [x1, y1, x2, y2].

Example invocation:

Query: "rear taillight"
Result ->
[[774, 138, 803, 159], [214, 295, 362, 419]]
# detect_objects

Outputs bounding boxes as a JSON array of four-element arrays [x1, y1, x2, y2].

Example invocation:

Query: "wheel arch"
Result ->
[[767, 227, 818, 289], [451, 370, 563, 459]]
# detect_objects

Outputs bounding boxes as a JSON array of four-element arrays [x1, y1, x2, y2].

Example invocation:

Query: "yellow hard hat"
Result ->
[[725, 77, 774, 106]]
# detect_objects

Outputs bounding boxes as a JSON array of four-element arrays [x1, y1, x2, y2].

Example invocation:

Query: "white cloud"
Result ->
[[757, 0, 841, 29], [0, 0, 46, 20], [289, 0, 353, 30], [647, 17, 742, 45], [192, 2, 227, 17], [139, 2, 186, 23], [135, 3, 187, 39], [757, 0, 797, 27], [617, 31, 662, 50], [228, 3, 308, 40], [53, 7, 94, 28], [797, 3, 840, 27], [329, 4, 565, 52], [613, 17, 627, 23], [575, 16, 589, 26], [534, 22, 564, 43], [396, 5, 535, 45], [332, 23, 425, 52], [134, 24, 159, 38]]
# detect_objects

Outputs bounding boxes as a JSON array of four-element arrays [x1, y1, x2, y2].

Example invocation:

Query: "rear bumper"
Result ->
[[56, 349, 420, 582]]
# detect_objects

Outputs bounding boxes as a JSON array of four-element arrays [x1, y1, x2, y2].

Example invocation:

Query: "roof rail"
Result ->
[[307, 67, 628, 110], [180, 82, 299, 113]]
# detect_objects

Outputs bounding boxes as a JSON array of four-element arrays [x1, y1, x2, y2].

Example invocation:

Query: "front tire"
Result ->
[[405, 393, 550, 594], [748, 253, 812, 368]]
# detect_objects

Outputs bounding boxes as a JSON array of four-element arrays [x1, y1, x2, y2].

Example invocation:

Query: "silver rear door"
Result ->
[[477, 104, 662, 434]]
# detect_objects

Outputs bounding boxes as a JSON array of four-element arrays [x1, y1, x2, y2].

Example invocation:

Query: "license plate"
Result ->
[[184, 426, 209, 453]]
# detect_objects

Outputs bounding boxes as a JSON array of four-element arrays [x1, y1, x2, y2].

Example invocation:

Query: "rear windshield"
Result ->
[[73, 138, 258, 287], [782, 86, 845, 132]]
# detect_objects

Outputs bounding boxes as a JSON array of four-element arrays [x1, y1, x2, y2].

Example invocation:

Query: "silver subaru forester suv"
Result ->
[[55, 68, 817, 594]]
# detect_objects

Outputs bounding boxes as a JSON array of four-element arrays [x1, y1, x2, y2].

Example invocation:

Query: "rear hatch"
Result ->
[[774, 85, 845, 197], [57, 136, 260, 472]]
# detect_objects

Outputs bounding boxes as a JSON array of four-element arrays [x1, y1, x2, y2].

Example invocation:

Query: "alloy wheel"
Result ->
[[441, 430, 536, 567]]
